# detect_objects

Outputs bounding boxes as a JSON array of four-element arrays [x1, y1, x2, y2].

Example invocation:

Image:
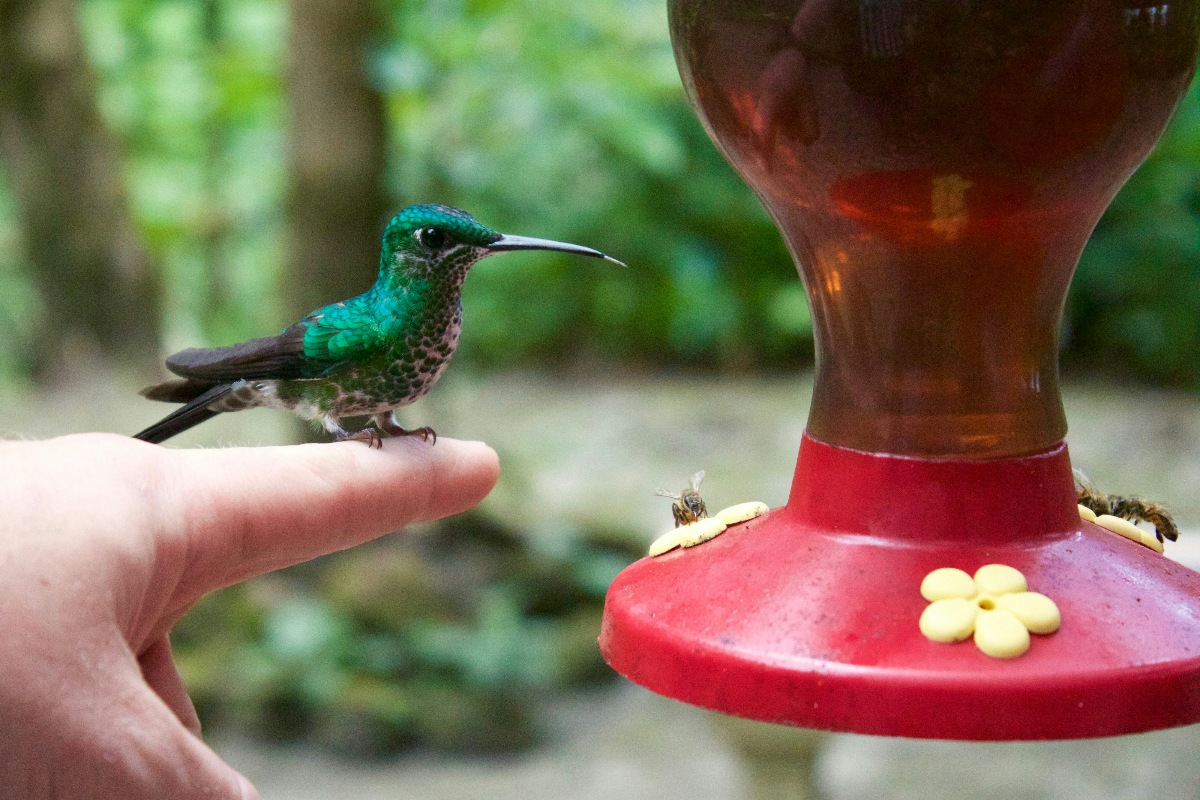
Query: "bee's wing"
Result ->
[[1072, 467, 1094, 492], [655, 488, 682, 499], [689, 470, 706, 491]]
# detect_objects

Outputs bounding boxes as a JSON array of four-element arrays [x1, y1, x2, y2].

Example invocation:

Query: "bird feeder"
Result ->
[[600, 0, 1200, 739]]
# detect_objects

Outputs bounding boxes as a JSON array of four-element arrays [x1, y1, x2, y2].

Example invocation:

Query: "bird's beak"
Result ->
[[488, 234, 626, 266]]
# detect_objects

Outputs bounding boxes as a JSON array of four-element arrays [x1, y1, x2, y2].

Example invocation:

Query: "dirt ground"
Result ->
[[4, 371, 1198, 799]]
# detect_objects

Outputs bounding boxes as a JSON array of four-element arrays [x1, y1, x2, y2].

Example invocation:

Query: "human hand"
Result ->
[[0, 433, 499, 799]]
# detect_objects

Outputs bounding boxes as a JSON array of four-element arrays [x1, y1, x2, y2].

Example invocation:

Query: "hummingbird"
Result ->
[[133, 204, 623, 446]]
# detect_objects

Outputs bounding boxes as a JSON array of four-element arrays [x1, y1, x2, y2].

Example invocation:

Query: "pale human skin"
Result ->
[[0, 433, 500, 800]]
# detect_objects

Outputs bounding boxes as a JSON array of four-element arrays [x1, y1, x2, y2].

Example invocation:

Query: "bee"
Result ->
[[1074, 469, 1178, 543], [656, 470, 708, 528]]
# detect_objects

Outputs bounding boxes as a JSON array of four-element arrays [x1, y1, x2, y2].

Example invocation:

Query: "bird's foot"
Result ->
[[337, 428, 383, 449], [322, 414, 386, 448], [374, 414, 437, 445]]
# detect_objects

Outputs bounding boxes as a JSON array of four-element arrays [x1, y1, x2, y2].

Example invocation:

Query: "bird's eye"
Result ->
[[415, 226, 447, 251]]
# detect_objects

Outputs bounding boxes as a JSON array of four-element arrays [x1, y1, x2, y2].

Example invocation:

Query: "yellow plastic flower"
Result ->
[[919, 564, 1060, 659], [1080, 505, 1164, 554], [647, 501, 769, 557]]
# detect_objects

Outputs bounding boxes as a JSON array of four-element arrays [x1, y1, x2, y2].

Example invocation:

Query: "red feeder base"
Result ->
[[600, 434, 1200, 740]]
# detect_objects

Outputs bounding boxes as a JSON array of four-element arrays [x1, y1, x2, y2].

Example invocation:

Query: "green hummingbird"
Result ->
[[133, 204, 622, 446]]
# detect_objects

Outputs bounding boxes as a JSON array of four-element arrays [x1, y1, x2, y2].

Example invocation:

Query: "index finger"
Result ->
[[161, 437, 499, 594]]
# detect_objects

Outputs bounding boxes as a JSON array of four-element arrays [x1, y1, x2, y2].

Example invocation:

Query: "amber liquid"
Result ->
[[670, 0, 1199, 457]]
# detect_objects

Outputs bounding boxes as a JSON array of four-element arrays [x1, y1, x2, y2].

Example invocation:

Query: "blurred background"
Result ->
[[0, 0, 1197, 797]]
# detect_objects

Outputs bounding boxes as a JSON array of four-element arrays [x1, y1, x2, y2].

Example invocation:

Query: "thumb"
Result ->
[[140, 635, 202, 736], [38, 656, 260, 800], [115, 693, 261, 800]]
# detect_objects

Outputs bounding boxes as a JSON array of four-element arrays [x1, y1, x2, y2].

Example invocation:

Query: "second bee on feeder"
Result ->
[[656, 470, 708, 527], [1074, 469, 1178, 544]]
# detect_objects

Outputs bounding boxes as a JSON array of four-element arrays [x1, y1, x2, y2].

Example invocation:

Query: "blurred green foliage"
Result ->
[[0, 0, 803, 381], [173, 512, 640, 756], [1, 0, 1197, 385], [1067, 81, 1200, 388], [78, 0, 289, 350]]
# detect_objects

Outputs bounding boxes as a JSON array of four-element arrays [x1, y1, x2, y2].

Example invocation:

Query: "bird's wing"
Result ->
[[166, 321, 317, 381], [166, 304, 386, 383]]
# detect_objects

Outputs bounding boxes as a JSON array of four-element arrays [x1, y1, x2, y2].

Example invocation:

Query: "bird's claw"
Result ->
[[393, 424, 437, 445], [339, 428, 383, 449], [375, 415, 437, 445]]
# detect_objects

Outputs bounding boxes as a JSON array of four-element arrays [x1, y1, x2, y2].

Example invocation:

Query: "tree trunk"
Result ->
[[285, 0, 390, 318], [0, 0, 161, 381]]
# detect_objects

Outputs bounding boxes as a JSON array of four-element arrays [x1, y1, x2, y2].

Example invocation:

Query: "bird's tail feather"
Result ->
[[133, 384, 233, 444]]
